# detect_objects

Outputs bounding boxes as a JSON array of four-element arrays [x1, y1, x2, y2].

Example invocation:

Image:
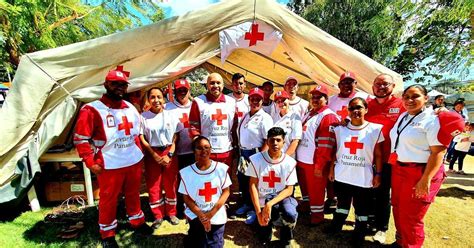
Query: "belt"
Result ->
[[152, 146, 168, 151], [397, 161, 426, 167]]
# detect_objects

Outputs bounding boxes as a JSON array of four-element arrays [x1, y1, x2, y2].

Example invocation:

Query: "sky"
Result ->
[[158, 0, 289, 18]]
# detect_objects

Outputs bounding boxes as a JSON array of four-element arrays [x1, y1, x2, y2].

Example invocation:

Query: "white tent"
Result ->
[[428, 89, 449, 98], [0, 0, 403, 203]]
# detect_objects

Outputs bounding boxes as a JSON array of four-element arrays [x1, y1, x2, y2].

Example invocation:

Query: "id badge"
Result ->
[[106, 114, 116, 128], [388, 152, 398, 165]]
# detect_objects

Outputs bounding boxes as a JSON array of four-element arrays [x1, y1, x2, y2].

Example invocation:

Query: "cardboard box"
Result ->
[[45, 180, 99, 202]]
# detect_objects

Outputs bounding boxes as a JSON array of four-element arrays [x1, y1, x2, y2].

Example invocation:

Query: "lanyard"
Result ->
[[393, 111, 422, 150]]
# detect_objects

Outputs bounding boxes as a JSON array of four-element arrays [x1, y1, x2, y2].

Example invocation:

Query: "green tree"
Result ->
[[0, 0, 164, 82], [295, 0, 473, 81]]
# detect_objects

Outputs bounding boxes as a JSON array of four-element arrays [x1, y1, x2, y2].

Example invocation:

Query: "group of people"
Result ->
[[73, 66, 465, 248]]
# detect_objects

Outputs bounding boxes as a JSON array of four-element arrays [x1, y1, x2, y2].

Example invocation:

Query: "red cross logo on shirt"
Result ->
[[198, 182, 217, 202], [263, 171, 281, 188], [244, 23, 264, 46], [337, 106, 349, 119], [344, 136, 364, 155], [236, 108, 244, 118], [211, 109, 227, 126], [179, 113, 190, 128], [303, 125, 307, 131], [118, 116, 133, 136]]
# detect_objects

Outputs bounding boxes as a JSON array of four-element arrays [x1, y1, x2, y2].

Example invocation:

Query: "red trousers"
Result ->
[[391, 162, 445, 248], [210, 150, 233, 167], [296, 161, 329, 224], [144, 147, 179, 219], [97, 162, 145, 239]]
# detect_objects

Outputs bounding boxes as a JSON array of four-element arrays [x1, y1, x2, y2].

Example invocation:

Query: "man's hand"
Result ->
[[152, 152, 163, 165], [373, 175, 381, 188], [256, 212, 268, 226], [328, 167, 335, 182], [198, 213, 211, 232], [314, 167, 323, 177], [261, 204, 272, 225], [89, 164, 103, 175], [160, 155, 171, 167]]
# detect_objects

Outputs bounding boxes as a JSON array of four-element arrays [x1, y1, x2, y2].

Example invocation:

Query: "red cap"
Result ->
[[310, 84, 329, 96], [249, 87, 264, 99], [105, 65, 130, 83], [339, 71, 356, 82], [274, 90, 290, 101], [437, 111, 465, 147], [174, 79, 190, 90], [285, 76, 298, 86]]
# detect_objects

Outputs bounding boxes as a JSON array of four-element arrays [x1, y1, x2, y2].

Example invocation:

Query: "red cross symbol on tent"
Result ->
[[244, 23, 264, 46], [198, 182, 217, 202], [263, 171, 281, 188], [344, 136, 364, 154], [118, 116, 133, 135], [211, 109, 227, 126], [337, 106, 349, 120], [179, 113, 190, 128]]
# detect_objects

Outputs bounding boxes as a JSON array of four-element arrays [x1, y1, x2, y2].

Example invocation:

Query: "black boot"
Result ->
[[101, 237, 119, 248], [351, 220, 367, 247], [324, 213, 345, 235]]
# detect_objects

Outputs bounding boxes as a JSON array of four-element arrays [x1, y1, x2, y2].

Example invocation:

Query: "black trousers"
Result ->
[[449, 150, 468, 171], [185, 218, 225, 248], [258, 195, 298, 243], [370, 163, 391, 231], [333, 181, 371, 234]]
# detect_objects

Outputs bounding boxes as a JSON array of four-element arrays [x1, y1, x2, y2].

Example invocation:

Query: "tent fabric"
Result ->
[[0, 0, 403, 198], [428, 89, 449, 97]]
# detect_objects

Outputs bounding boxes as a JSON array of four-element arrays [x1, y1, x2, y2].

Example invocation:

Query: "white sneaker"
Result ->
[[373, 230, 387, 244]]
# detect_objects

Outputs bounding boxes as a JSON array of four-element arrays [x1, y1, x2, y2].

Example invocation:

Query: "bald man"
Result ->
[[365, 73, 405, 244], [189, 73, 237, 166]]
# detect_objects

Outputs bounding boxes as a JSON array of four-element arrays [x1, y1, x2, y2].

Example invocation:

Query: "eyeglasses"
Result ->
[[348, 105, 365, 111], [109, 81, 129, 87], [374, 82, 393, 88], [195, 146, 211, 151]]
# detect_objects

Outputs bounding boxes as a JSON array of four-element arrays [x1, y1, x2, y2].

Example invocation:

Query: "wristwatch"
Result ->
[[168, 152, 174, 157]]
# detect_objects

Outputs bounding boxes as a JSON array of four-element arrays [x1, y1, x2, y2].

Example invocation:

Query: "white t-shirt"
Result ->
[[228, 93, 250, 124], [328, 91, 370, 120], [142, 110, 183, 147], [141, 110, 157, 120], [246, 151, 298, 206], [238, 109, 274, 149], [334, 122, 384, 188], [178, 161, 231, 225], [165, 101, 193, 155], [389, 109, 442, 163], [272, 111, 302, 153], [269, 96, 309, 120], [454, 131, 474, 152]]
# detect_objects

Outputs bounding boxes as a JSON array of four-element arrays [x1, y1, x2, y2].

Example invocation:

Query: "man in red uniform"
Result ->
[[365, 73, 405, 244], [74, 66, 151, 248], [188, 73, 237, 166]]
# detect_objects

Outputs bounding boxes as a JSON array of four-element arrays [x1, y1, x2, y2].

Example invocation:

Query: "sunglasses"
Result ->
[[348, 105, 365, 111], [109, 81, 129, 87]]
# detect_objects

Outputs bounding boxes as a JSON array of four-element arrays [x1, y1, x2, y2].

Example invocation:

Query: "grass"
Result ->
[[1, 157, 473, 247]]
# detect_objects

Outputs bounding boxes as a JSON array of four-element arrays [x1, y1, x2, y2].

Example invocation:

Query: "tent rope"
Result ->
[[253, 0, 256, 21]]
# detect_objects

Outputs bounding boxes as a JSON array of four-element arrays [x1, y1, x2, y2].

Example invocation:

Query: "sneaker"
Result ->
[[245, 211, 257, 225], [458, 170, 467, 175], [373, 230, 387, 244], [151, 218, 163, 230], [235, 204, 252, 216], [135, 223, 153, 235], [169, 216, 180, 225], [101, 237, 119, 248], [448, 169, 455, 173]]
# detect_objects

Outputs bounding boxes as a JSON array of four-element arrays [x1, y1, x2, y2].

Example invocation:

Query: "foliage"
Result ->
[[0, 0, 164, 82], [292, 0, 473, 82]]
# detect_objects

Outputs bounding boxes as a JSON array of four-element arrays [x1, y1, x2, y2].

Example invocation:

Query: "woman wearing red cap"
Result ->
[[296, 85, 340, 224], [140, 88, 183, 229], [271, 90, 303, 157], [388, 84, 457, 248]]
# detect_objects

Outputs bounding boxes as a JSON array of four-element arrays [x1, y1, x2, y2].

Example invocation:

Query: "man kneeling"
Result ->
[[246, 127, 298, 247]]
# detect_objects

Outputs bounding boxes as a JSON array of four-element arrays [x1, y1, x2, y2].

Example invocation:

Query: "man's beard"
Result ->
[[106, 91, 123, 101]]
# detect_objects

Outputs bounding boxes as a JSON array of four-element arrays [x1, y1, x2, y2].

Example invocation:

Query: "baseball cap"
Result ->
[[437, 111, 465, 147], [285, 76, 298, 85], [174, 79, 190, 90], [339, 71, 356, 82], [274, 90, 290, 101], [105, 65, 130, 83], [310, 84, 329, 96], [249, 87, 264, 99]]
